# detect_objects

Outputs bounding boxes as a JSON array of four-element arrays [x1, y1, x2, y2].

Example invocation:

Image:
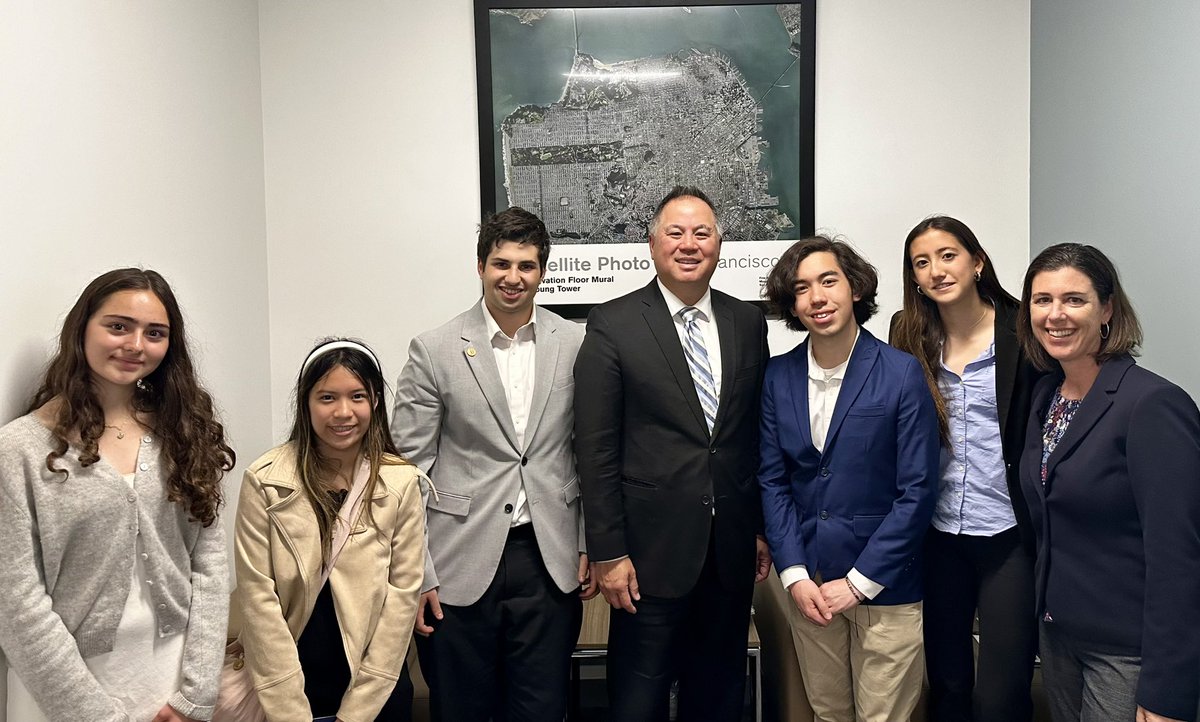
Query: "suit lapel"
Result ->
[[460, 306, 519, 450], [1043, 356, 1131, 483], [523, 314, 559, 447], [822, 329, 879, 455], [994, 303, 1019, 434], [641, 282, 709, 436], [1024, 377, 1056, 500], [711, 294, 736, 437], [787, 341, 815, 451]]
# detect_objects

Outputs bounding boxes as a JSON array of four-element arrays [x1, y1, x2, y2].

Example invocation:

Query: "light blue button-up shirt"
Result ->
[[932, 342, 1017, 535]]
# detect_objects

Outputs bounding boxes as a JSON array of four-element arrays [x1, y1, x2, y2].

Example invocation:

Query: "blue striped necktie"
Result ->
[[680, 306, 717, 432]]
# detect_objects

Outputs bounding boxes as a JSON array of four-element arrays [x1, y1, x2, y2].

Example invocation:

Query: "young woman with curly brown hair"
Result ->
[[0, 268, 235, 722]]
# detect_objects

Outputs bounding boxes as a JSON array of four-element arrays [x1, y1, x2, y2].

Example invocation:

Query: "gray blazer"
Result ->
[[391, 303, 585, 606]]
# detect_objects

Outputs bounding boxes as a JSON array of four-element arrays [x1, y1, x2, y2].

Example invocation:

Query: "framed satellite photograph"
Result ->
[[476, 0, 815, 316]]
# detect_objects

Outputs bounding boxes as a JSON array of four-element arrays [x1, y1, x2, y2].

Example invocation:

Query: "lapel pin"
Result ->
[[466, 346, 477, 357]]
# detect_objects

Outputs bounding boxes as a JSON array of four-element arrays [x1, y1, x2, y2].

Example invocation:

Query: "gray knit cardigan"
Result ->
[[0, 413, 228, 721]]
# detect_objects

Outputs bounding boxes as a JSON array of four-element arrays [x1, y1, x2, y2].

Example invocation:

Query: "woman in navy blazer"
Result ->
[[1018, 244, 1200, 722], [891, 216, 1041, 722]]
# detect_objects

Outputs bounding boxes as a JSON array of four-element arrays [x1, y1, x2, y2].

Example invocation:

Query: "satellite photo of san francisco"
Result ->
[[487, 4, 807, 244]]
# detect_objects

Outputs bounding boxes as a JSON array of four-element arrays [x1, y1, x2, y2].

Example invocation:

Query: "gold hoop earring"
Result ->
[[974, 271, 981, 282]]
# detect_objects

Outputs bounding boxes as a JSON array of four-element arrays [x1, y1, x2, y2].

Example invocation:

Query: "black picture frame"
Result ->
[[475, 0, 816, 318]]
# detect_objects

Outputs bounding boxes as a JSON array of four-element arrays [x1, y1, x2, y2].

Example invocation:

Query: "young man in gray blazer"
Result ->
[[391, 207, 594, 721]]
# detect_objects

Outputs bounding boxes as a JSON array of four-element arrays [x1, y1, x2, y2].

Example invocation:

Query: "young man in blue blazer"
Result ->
[[757, 236, 939, 722]]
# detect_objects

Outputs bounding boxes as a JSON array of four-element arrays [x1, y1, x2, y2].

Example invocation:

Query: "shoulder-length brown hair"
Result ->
[[1017, 243, 1141, 372], [890, 216, 1018, 445], [29, 268, 235, 526], [289, 338, 408, 568]]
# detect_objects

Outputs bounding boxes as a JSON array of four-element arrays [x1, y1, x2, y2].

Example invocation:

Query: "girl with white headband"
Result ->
[[226, 337, 424, 721]]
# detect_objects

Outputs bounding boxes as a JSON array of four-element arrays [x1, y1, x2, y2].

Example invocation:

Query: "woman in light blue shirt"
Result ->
[[890, 216, 1041, 722]]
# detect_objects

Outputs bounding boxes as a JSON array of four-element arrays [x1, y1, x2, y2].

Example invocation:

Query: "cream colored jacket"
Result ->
[[231, 443, 424, 722]]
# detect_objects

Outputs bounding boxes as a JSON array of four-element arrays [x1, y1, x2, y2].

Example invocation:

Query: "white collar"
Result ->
[[807, 326, 860, 382], [479, 299, 537, 341], [657, 279, 714, 322]]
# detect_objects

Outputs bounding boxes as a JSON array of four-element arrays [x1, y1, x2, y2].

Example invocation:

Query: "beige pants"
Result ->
[[788, 598, 924, 722]]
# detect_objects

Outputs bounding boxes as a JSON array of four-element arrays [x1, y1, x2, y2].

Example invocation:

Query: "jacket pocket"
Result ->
[[852, 514, 886, 538], [847, 405, 886, 418], [428, 490, 471, 517], [563, 478, 581, 503], [621, 476, 658, 500]]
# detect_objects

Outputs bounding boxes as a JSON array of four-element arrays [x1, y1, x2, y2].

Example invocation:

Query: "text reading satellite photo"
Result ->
[[489, 4, 807, 244]]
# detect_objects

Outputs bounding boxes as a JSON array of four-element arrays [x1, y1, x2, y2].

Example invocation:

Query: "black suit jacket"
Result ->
[[889, 302, 1042, 553], [1021, 356, 1200, 720], [574, 280, 768, 598]]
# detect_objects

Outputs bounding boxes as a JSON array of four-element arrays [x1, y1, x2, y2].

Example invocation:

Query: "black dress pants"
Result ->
[[605, 534, 754, 722], [415, 523, 582, 722], [923, 527, 1036, 722]]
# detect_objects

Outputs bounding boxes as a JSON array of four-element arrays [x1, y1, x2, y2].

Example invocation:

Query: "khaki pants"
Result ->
[[788, 598, 924, 722]]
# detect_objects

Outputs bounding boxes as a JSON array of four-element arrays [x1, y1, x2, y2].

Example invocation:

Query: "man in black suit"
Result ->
[[574, 186, 771, 721]]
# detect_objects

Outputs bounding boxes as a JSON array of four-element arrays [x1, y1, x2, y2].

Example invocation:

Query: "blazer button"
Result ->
[[709, 447, 717, 455], [521, 457, 529, 466], [819, 510, 829, 520], [504, 504, 513, 514], [701, 494, 712, 505], [819, 467, 830, 477]]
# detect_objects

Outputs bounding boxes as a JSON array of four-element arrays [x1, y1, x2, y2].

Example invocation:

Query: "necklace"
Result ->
[[966, 304, 989, 332], [104, 417, 137, 440]]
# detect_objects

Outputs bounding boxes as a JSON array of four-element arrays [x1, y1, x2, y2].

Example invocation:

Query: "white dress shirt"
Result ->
[[481, 300, 536, 526], [779, 330, 884, 600], [657, 279, 723, 399]]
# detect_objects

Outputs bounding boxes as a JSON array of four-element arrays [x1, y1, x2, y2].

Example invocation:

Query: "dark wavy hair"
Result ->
[[1017, 243, 1142, 372], [891, 216, 1018, 444], [289, 338, 408, 567], [29, 268, 234, 526], [764, 235, 879, 333], [477, 206, 551, 270]]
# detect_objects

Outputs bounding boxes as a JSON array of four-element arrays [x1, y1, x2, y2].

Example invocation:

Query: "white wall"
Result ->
[[1031, 1, 1200, 399], [258, 0, 1031, 406], [258, 0, 483, 436], [0, 0, 272, 539], [807, 0, 1030, 353]]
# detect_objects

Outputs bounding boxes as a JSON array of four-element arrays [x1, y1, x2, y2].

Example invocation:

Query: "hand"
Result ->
[[789, 578, 833, 627], [1136, 706, 1185, 722], [578, 553, 600, 600], [753, 536, 772, 583], [819, 577, 863, 616], [414, 589, 443, 637], [594, 557, 640, 613], [151, 704, 199, 722]]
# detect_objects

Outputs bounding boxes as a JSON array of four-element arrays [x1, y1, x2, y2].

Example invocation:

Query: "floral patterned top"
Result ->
[[1041, 386, 1083, 486]]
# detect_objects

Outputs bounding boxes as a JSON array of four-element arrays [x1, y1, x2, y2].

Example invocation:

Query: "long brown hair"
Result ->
[[890, 217, 1018, 445], [289, 338, 407, 568], [29, 268, 234, 526]]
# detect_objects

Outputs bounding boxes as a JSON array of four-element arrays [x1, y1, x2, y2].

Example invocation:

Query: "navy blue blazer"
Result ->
[[757, 328, 939, 605], [1021, 355, 1200, 720]]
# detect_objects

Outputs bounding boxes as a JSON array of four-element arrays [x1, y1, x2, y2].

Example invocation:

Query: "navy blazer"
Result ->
[[1021, 356, 1200, 720], [757, 328, 939, 605]]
